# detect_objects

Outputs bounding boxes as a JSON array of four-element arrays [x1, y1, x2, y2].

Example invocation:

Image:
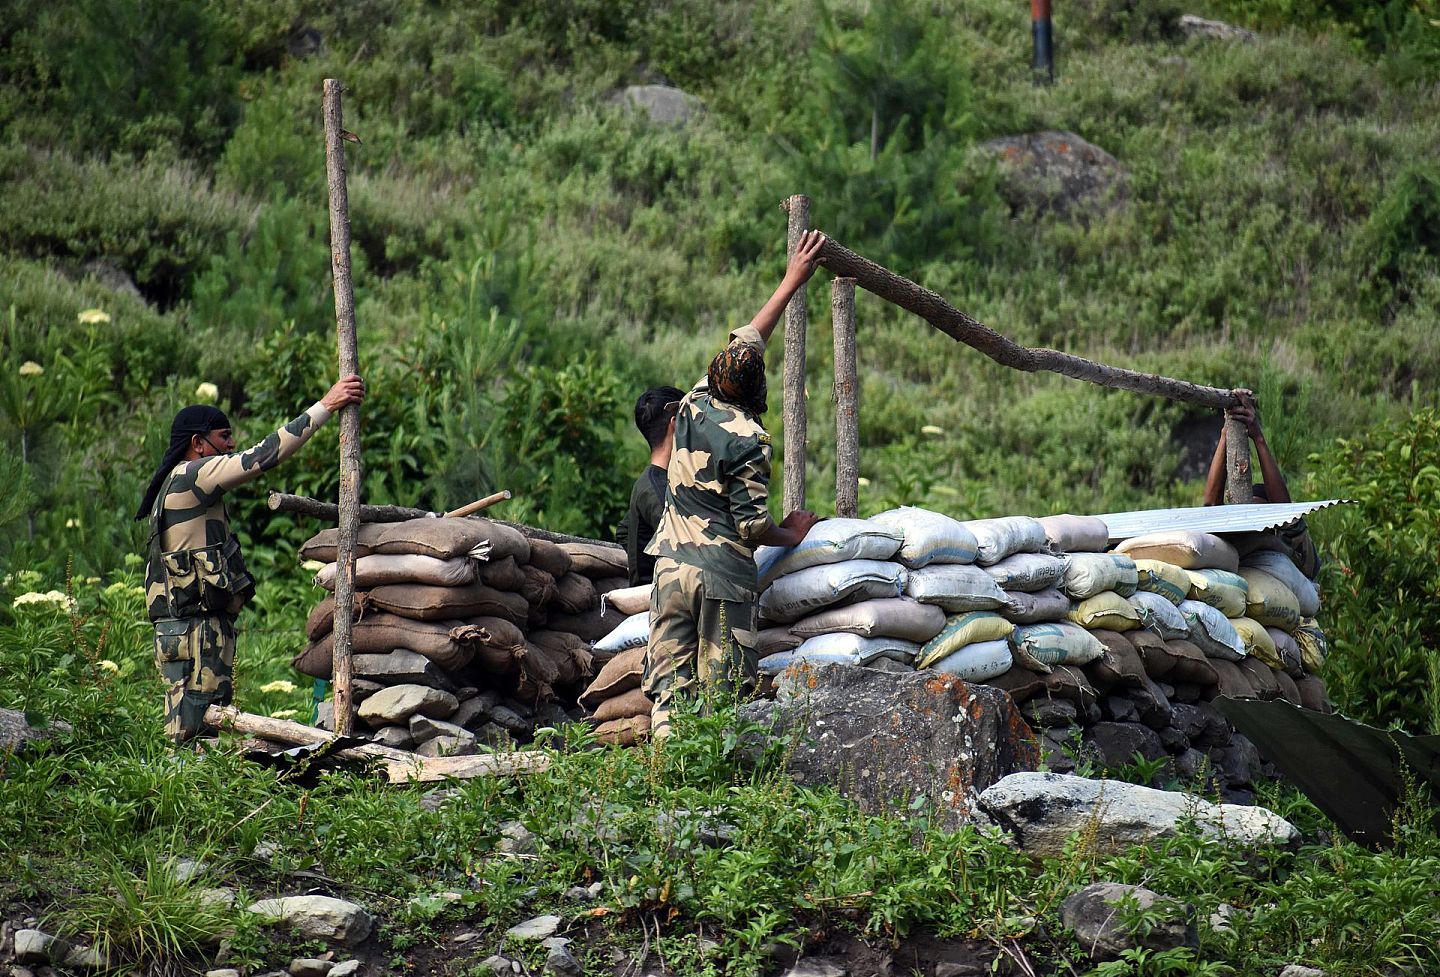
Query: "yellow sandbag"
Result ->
[[1238, 568, 1302, 631], [1231, 617, 1283, 670], [1067, 591, 1141, 632], [916, 611, 1014, 669], [1293, 618, 1328, 672], [1133, 559, 1190, 605], [1184, 569, 1249, 618]]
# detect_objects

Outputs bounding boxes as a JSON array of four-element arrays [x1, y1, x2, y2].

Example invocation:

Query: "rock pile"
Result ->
[[292, 518, 632, 751]]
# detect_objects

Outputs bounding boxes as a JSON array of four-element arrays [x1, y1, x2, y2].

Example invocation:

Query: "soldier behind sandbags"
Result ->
[[135, 375, 365, 745], [615, 385, 684, 587], [642, 229, 828, 741]]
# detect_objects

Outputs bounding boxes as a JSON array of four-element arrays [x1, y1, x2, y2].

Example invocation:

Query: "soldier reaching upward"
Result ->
[[642, 229, 827, 740], [134, 375, 365, 744]]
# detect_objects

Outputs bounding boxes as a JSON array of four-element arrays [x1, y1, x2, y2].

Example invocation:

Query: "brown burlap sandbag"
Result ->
[[369, 582, 529, 623], [593, 576, 631, 599], [527, 537, 573, 578], [517, 641, 562, 700], [479, 555, 527, 592], [314, 553, 476, 591], [1161, 638, 1219, 686], [757, 626, 802, 656], [529, 630, 595, 684], [1208, 658, 1257, 699], [519, 565, 558, 608], [1272, 667, 1303, 707], [1236, 656, 1282, 700], [1127, 629, 1177, 679], [1086, 631, 1148, 689], [1042, 665, 1100, 708], [1296, 674, 1330, 713], [468, 615, 525, 674], [299, 525, 384, 563], [595, 713, 651, 746], [591, 687, 653, 722], [545, 606, 624, 643], [372, 517, 530, 563], [983, 666, 1049, 703], [559, 541, 628, 579], [553, 573, 599, 614], [579, 646, 646, 710], [292, 614, 484, 675]]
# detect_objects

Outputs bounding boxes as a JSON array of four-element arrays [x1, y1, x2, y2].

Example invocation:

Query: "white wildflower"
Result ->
[[195, 382, 220, 402], [301, 560, 326, 572], [77, 308, 111, 324], [19, 361, 43, 377], [857, 477, 871, 487], [260, 680, 297, 695], [83, 576, 100, 585], [13, 590, 75, 611], [920, 425, 945, 436], [65, 518, 81, 529], [270, 709, 299, 720], [98, 660, 120, 674]]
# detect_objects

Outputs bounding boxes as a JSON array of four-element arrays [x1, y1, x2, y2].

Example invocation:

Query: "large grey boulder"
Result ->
[[979, 130, 1127, 218], [739, 664, 1039, 829], [977, 771, 1300, 856], [357, 684, 458, 728], [1060, 882, 1198, 960], [609, 85, 705, 127], [1177, 15, 1257, 42], [247, 895, 373, 946]]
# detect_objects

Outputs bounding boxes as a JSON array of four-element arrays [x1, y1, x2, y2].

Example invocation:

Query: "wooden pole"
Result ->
[[204, 706, 551, 783], [324, 78, 361, 736], [832, 278, 859, 519], [442, 490, 511, 518], [816, 236, 1243, 410], [1223, 416, 1254, 504], [782, 195, 811, 514]]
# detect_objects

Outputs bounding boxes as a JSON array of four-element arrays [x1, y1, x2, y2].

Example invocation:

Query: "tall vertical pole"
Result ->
[[323, 78, 361, 736], [1032, 0, 1055, 84], [782, 195, 811, 515], [1223, 415, 1253, 505], [832, 278, 859, 519]]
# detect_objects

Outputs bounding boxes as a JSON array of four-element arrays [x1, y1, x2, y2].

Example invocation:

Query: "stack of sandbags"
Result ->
[[292, 518, 608, 753]]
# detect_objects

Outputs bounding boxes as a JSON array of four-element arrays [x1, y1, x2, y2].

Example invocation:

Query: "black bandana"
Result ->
[[707, 343, 767, 418], [134, 405, 231, 520]]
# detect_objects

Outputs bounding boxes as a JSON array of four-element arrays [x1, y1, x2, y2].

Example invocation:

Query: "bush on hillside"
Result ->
[[1313, 406, 1440, 733]]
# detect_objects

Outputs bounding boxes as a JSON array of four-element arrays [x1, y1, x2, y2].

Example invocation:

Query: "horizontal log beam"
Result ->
[[816, 237, 1241, 410]]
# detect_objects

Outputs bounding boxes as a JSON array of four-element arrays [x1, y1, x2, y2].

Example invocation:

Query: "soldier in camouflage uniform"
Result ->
[[642, 230, 827, 740], [135, 375, 365, 744]]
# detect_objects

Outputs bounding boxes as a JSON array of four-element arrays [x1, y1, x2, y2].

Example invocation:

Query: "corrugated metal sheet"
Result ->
[[1094, 500, 1352, 541]]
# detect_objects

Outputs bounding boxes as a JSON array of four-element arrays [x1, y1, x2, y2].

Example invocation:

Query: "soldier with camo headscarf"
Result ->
[[135, 374, 365, 744], [642, 230, 827, 740]]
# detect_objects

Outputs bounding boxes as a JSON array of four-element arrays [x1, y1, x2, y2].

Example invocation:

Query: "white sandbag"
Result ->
[[962, 516, 1049, 566], [1060, 553, 1139, 600], [1185, 568, 1249, 619], [593, 611, 650, 654], [983, 553, 1066, 592], [789, 598, 946, 643], [758, 560, 907, 625], [1115, 531, 1240, 572], [758, 632, 920, 675], [1037, 513, 1111, 553], [754, 518, 904, 588], [1009, 622, 1107, 669], [313, 553, 476, 591], [904, 564, 1007, 612], [1177, 600, 1247, 661], [1127, 591, 1190, 641], [869, 506, 979, 567], [601, 584, 652, 617], [929, 639, 1013, 682], [998, 587, 1071, 624], [1241, 549, 1321, 617]]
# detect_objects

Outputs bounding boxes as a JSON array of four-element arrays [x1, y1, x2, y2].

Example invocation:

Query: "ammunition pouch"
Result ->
[[158, 535, 256, 619], [154, 617, 197, 666]]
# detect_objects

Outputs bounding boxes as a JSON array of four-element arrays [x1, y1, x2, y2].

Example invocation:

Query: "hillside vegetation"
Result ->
[[2, 1, 1440, 974]]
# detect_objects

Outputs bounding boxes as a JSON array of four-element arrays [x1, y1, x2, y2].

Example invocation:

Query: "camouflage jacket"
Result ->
[[646, 325, 777, 596], [145, 403, 333, 622]]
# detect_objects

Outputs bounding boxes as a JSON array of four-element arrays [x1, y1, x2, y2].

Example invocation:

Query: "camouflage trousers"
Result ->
[[641, 558, 758, 741], [153, 614, 236, 744]]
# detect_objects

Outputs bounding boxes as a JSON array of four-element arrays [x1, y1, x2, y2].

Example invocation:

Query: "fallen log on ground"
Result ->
[[204, 705, 551, 783], [1, 707, 70, 756]]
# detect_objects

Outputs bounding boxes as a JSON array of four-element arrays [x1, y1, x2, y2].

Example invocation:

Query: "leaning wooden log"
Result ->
[[781, 194, 811, 514], [267, 492, 622, 550], [816, 237, 1243, 410], [444, 490, 511, 518], [204, 706, 551, 783]]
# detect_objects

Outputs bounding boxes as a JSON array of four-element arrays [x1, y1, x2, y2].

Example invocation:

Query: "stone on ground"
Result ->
[[247, 895, 374, 946], [1060, 882, 1198, 959]]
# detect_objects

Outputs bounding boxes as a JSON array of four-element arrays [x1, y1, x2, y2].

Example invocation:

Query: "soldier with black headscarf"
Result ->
[[136, 374, 364, 743], [642, 230, 827, 741]]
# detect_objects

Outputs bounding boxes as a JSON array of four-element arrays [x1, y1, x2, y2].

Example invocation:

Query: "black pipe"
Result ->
[[1032, 0, 1054, 84]]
